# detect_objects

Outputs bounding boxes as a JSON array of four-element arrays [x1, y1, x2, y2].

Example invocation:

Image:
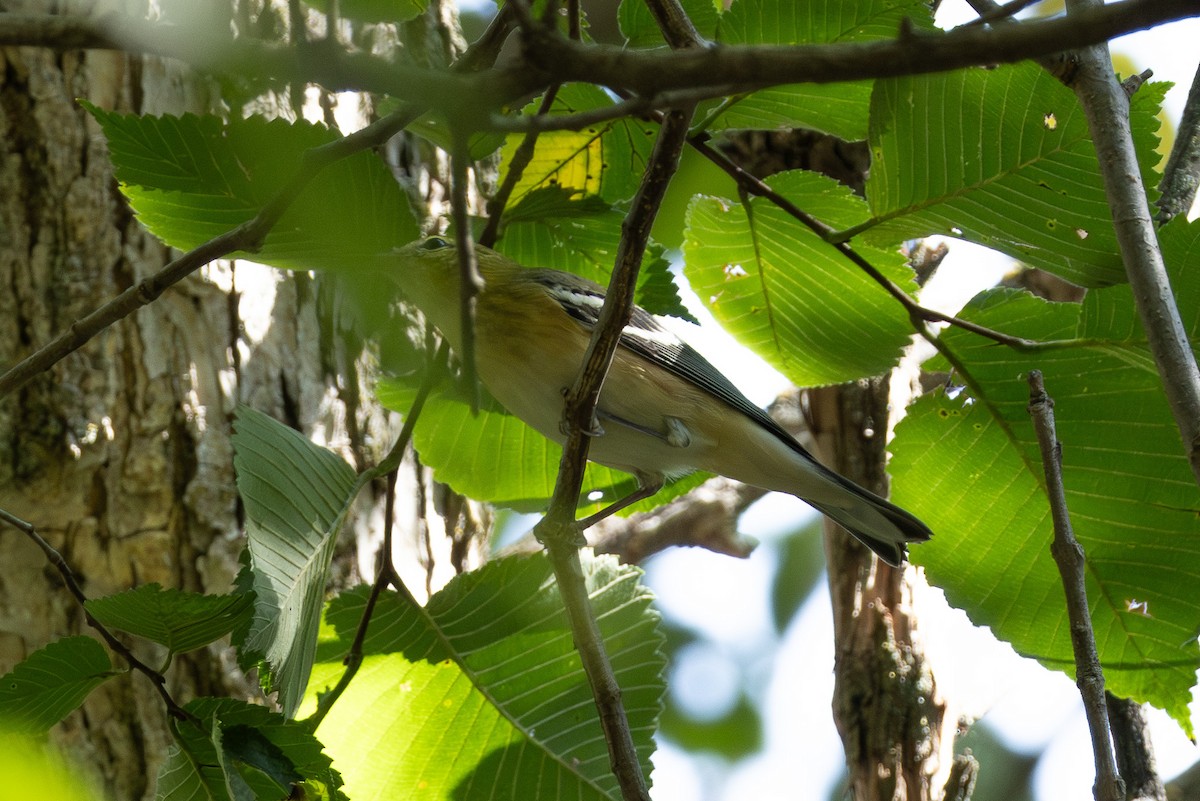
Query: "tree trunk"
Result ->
[[0, 2, 401, 795], [721, 129, 952, 800], [812, 381, 949, 801]]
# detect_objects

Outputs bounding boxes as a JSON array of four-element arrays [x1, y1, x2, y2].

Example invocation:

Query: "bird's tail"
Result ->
[[803, 468, 932, 567]]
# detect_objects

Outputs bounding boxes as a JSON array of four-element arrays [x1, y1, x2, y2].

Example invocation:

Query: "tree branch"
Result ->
[[1157, 62, 1200, 224], [2, 0, 1196, 118], [523, 0, 1198, 98], [532, 105, 694, 801], [1027, 371, 1124, 801], [1063, 0, 1200, 486]]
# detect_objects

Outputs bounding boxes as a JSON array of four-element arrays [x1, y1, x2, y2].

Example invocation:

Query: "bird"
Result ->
[[389, 235, 932, 565]]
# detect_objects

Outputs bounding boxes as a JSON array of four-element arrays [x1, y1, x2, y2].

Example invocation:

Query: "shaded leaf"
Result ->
[[232, 407, 358, 718], [84, 104, 417, 273], [86, 585, 253, 656], [374, 375, 710, 517], [0, 637, 114, 735], [158, 698, 343, 801]]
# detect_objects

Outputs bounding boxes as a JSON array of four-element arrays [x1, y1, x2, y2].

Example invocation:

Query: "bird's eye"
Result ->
[[420, 236, 449, 251]]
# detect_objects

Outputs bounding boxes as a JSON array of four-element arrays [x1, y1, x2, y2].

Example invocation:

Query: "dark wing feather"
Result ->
[[525, 269, 932, 558], [527, 269, 809, 456]]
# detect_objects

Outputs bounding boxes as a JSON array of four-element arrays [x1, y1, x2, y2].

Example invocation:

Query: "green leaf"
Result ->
[[302, 0, 427, 23], [496, 84, 660, 206], [862, 64, 1165, 286], [85, 585, 253, 656], [497, 188, 695, 321], [84, 104, 417, 272], [891, 218, 1200, 734], [696, 0, 936, 140], [683, 170, 914, 386], [0, 637, 114, 734], [157, 698, 344, 801], [305, 553, 665, 800], [232, 406, 359, 718]]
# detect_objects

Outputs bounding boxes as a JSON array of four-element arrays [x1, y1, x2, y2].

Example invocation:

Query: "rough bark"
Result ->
[[0, 9, 236, 794], [812, 381, 948, 801], [0, 1, 423, 795], [712, 128, 951, 800]]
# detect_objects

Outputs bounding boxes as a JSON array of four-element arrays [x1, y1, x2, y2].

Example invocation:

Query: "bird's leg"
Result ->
[[575, 472, 664, 530], [595, 410, 693, 448]]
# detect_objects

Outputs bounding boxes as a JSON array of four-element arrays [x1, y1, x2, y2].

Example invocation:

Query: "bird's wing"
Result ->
[[526, 269, 813, 458]]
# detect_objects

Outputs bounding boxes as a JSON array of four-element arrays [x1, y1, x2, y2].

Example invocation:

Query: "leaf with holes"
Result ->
[[861, 64, 1165, 286], [891, 218, 1200, 735]]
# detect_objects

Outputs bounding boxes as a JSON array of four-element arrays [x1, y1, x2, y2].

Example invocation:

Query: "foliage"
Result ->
[[7, 0, 1198, 798]]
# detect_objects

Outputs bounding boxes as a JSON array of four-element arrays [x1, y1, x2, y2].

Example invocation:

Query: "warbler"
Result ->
[[391, 236, 932, 565]]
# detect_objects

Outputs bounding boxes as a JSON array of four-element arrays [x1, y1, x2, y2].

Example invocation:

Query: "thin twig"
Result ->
[[1157, 62, 1200, 224], [1026, 371, 1124, 801], [684, 134, 1042, 350], [485, 84, 744, 134], [533, 105, 694, 801], [0, 508, 193, 722], [480, 85, 562, 248], [1064, 0, 1200, 486], [450, 134, 483, 414], [304, 342, 445, 728]]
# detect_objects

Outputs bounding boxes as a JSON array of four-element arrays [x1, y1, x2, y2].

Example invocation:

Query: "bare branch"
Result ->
[[590, 477, 762, 563], [532, 105, 695, 801], [1027, 371, 1124, 801], [2, 0, 1196, 117], [1157, 62, 1200, 224], [1064, 0, 1200, 485], [524, 0, 1199, 98]]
